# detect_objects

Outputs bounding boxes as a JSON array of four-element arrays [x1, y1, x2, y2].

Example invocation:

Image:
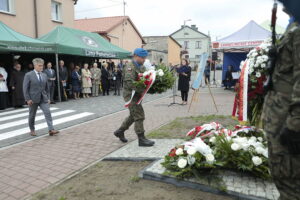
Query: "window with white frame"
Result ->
[[195, 41, 202, 49], [0, 0, 14, 14], [51, 1, 62, 21], [184, 41, 189, 49]]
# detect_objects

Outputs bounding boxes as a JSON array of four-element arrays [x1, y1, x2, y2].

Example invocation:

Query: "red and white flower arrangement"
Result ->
[[162, 122, 270, 179]]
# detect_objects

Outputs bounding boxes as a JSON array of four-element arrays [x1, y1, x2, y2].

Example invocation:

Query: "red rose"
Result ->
[[195, 126, 202, 133], [169, 148, 176, 157], [145, 75, 150, 79], [144, 80, 150, 85]]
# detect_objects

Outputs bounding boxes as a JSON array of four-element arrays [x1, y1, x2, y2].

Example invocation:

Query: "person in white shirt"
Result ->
[[0, 62, 8, 110]]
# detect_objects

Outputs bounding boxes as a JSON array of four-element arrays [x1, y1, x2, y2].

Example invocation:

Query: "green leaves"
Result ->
[[162, 128, 271, 181], [148, 64, 175, 94]]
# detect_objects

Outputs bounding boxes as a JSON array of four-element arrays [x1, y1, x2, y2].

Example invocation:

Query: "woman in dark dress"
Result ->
[[9, 64, 25, 108], [71, 66, 81, 99], [101, 63, 110, 96], [176, 59, 192, 105]]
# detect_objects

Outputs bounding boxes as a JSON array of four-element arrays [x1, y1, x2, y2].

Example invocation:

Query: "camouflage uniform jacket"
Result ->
[[263, 22, 300, 133], [122, 61, 146, 103]]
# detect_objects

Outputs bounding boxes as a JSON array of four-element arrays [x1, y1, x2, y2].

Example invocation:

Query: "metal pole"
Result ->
[[33, 0, 38, 38], [55, 53, 61, 102]]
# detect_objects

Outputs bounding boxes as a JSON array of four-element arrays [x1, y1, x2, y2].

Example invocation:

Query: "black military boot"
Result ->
[[114, 129, 128, 143], [138, 132, 155, 147]]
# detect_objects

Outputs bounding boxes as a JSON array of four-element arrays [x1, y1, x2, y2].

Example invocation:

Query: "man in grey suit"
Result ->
[[43, 62, 56, 104], [23, 58, 59, 136]]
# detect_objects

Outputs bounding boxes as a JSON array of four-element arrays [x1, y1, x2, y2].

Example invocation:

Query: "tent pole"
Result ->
[[55, 53, 61, 102]]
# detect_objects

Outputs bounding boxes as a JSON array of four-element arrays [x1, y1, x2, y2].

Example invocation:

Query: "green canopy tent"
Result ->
[[39, 26, 131, 59], [0, 21, 55, 53], [39, 26, 131, 101]]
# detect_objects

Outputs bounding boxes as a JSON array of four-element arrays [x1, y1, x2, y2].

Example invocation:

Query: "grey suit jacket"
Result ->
[[23, 71, 50, 103], [43, 68, 56, 87]]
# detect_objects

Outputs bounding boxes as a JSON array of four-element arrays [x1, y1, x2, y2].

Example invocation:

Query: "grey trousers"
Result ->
[[92, 84, 99, 96], [49, 86, 55, 102], [29, 102, 54, 131]]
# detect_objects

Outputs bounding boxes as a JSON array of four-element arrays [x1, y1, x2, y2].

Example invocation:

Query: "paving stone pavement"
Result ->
[[104, 139, 183, 161], [0, 88, 234, 200], [142, 160, 280, 200]]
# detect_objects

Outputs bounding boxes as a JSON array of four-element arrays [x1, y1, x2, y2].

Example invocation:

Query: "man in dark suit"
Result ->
[[58, 60, 68, 101], [23, 58, 59, 137], [43, 62, 56, 104]]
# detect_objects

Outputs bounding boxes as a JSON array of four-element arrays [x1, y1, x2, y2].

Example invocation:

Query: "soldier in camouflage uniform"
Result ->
[[114, 48, 155, 147], [262, 11, 300, 199]]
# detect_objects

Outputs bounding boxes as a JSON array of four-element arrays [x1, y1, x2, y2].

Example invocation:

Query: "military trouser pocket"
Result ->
[[129, 104, 145, 121]]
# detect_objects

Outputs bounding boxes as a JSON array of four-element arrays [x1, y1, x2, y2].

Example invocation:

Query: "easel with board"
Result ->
[[188, 53, 218, 113], [188, 77, 218, 113]]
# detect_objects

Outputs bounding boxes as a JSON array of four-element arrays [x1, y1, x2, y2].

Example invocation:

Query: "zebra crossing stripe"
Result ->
[[0, 108, 29, 117], [0, 108, 59, 122], [0, 110, 75, 131], [0, 112, 94, 141]]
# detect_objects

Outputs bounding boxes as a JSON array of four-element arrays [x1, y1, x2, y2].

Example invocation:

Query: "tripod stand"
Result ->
[[168, 75, 181, 107]]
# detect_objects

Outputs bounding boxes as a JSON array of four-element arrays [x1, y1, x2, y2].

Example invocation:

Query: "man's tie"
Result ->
[[38, 72, 42, 83]]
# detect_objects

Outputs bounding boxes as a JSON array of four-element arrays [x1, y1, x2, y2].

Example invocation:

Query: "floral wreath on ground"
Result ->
[[162, 122, 270, 180]]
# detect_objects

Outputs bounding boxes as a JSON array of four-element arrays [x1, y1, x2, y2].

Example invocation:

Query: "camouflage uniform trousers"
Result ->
[[119, 102, 145, 135], [263, 91, 300, 200]]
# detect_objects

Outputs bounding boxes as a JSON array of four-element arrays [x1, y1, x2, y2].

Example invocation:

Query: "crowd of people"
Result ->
[[0, 59, 125, 110]]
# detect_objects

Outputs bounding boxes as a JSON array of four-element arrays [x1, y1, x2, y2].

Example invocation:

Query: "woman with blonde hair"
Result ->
[[81, 63, 92, 98]]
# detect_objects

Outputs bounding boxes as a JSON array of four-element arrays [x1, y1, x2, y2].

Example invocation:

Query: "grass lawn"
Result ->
[[147, 115, 238, 139]]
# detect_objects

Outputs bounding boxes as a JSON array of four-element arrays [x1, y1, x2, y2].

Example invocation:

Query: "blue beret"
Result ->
[[133, 48, 148, 58]]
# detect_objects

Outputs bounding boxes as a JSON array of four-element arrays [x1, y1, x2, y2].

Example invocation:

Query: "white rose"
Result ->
[[187, 147, 197, 155], [177, 158, 188, 168], [242, 143, 250, 150], [257, 137, 263, 142], [262, 55, 269, 61], [256, 72, 261, 78], [209, 136, 216, 143], [205, 154, 215, 164], [231, 143, 240, 151], [252, 156, 263, 166], [255, 146, 265, 154], [261, 63, 266, 68], [250, 136, 257, 142], [175, 148, 184, 156], [158, 71, 164, 77]]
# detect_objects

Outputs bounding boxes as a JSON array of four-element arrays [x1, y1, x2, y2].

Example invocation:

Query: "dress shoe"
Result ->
[[114, 129, 128, 143], [30, 131, 37, 136], [49, 130, 59, 136], [138, 132, 155, 147]]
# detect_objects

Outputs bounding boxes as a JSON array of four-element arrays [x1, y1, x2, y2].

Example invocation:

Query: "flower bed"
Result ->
[[162, 122, 270, 180]]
